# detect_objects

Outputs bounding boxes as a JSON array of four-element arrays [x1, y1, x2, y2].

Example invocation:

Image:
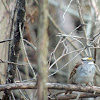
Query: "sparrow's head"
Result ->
[[81, 57, 94, 62]]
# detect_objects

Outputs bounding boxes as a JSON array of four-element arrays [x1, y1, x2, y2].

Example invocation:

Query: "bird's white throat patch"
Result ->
[[88, 62, 94, 64]]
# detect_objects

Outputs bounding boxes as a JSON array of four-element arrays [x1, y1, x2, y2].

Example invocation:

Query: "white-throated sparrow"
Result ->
[[69, 57, 96, 86]]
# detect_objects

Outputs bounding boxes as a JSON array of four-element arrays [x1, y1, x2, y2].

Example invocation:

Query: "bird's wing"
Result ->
[[68, 62, 82, 83], [66, 62, 82, 94]]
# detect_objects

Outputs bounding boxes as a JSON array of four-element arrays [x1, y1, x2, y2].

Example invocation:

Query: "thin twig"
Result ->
[[0, 39, 12, 43], [48, 14, 84, 57], [11, 92, 16, 100], [49, 48, 83, 70], [62, 0, 73, 23], [8, 0, 18, 61], [19, 24, 36, 79], [0, 59, 27, 66], [23, 39, 37, 51], [77, 0, 87, 40], [49, 48, 85, 77], [57, 33, 85, 46], [1, 0, 9, 13], [77, 0, 92, 56], [48, 0, 91, 21], [16, 68, 30, 100]]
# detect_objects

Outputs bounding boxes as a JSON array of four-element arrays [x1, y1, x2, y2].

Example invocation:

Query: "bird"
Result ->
[[65, 57, 96, 100], [68, 57, 96, 86]]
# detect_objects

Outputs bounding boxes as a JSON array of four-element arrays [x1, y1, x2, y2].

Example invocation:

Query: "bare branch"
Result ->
[[48, 14, 84, 57], [0, 59, 27, 66], [51, 93, 100, 100], [2, 0, 26, 100], [23, 39, 37, 51], [37, 0, 48, 100], [0, 39, 12, 43], [48, 0, 91, 21], [77, 0, 87, 41], [0, 83, 100, 94]]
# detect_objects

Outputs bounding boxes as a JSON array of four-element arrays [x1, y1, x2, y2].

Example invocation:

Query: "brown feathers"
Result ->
[[69, 62, 82, 80]]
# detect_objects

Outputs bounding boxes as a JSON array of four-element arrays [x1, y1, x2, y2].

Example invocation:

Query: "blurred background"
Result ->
[[0, 0, 100, 99]]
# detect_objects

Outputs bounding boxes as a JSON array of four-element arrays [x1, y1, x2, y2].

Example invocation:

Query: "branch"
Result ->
[[34, 0, 84, 57], [3, 0, 26, 100], [37, 0, 48, 99], [0, 83, 100, 93], [48, 14, 84, 57], [23, 39, 37, 51], [1, 82, 100, 99], [0, 39, 12, 43], [0, 38, 37, 51], [0, 59, 27, 66], [48, 0, 90, 21], [51, 93, 100, 100], [6, 0, 25, 83], [77, 0, 91, 57]]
